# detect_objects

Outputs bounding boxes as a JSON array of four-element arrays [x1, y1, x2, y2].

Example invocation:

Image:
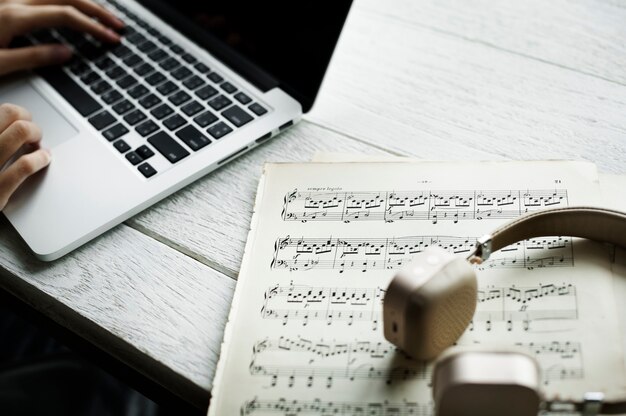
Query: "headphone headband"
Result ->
[[470, 207, 626, 263]]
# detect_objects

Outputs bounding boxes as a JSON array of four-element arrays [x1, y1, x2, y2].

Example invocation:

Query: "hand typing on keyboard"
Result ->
[[0, 0, 124, 76], [0, 104, 49, 210], [0, 0, 123, 209]]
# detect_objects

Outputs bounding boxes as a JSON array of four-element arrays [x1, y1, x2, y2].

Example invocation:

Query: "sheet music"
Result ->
[[208, 161, 626, 415]]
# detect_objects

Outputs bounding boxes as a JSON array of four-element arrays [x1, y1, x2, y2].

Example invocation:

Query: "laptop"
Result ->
[[0, 0, 353, 261]]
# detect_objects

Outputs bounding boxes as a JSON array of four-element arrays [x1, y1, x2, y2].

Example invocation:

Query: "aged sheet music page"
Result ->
[[209, 161, 626, 415]]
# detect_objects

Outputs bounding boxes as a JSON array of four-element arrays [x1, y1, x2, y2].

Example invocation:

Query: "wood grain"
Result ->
[[308, 4, 626, 173], [0, 218, 234, 396], [358, 0, 626, 85]]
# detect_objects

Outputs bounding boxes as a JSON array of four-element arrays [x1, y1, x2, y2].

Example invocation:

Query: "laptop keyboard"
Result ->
[[22, 0, 269, 178]]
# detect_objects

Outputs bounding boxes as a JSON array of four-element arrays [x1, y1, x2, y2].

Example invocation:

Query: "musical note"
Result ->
[[262, 283, 578, 331], [261, 284, 385, 330], [519, 341, 583, 383], [270, 236, 574, 272], [249, 336, 428, 388], [241, 398, 431, 416], [281, 189, 568, 223]]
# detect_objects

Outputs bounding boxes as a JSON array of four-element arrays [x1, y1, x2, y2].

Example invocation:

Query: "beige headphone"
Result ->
[[382, 207, 626, 416]]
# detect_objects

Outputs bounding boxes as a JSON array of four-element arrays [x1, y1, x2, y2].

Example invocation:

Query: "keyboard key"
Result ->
[[123, 54, 143, 67], [148, 131, 189, 163], [112, 99, 134, 115], [249, 102, 267, 116], [169, 90, 191, 106], [146, 72, 166, 86], [138, 93, 160, 109], [111, 44, 132, 57], [126, 32, 146, 45], [207, 121, 232, 139], [68, 60, 90, 75], [220, 81, 237, 94], [207, 72, 223, 83], [148, 49, 168, 62], [193, 110, 218, 127], [150, 103, 173, 120], [169, 44, 184, 55], [181, 100, 203, 116], [80, 71, 101, 85], [138, 162, 157, 178], [128, 84, 149, 99], [234, 92, 251, 104], [171, 67, 192, 80], [88, 110, 116, 130], [137, 40, 157, 52], [208, 94, 232, 111], [117, 74, 137, 89], [176, 125, 210, 151], [181, 53, 196, 63], [159, 57, 179, 71], [183, 75, 205, 90], [146, 27, 159, 37], [136, 120, 159, 136], [196, 85, 218, 100], [136, 145, 154, 160], [113, 139, 131, 153], [156, 35, 172, 46], [134, 63, 154, 76], [157, 81, 179, 96], [78, 42, 105, 60], [163, 114, 185, 131], [123, 109, 147, 125], [194, 62, 210, 73], [91, 80, 111, 94], [101, 89, 123, 104], [102, 123, 129, 141], [222, 105, 253, 127], [125, 151, 142, 165], [105, 65, 126, 79], [95, 57, 115, 70]]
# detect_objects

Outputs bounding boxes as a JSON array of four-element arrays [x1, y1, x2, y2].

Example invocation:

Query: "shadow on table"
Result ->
[[0, 302, 200, 416]]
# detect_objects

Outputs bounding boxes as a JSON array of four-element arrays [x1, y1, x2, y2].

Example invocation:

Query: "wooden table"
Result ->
[[1, 0, 625, 411]]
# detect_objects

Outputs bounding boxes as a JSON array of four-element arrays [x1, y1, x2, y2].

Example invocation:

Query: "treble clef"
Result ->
[[281, 189, 298, 220], [241, 398, 258, 416]]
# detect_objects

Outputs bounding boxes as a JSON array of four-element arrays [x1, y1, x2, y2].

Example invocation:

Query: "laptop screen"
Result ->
[[137, 0, 353, 112]]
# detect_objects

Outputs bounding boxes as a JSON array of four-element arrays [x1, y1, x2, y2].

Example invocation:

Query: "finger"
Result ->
[[0, 103, 31, 133], [0, 148, 50, 211], [0, 119, 42, 166], [0, 44, 72, 77], [5, 4, 120, 43], [27, 0, 124, 29]]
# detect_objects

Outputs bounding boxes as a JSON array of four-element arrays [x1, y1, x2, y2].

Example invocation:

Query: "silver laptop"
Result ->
[[0, 0, 353, 261]]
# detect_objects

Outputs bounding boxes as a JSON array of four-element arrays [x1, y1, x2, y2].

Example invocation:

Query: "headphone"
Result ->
[[382, 207, 626, 416]]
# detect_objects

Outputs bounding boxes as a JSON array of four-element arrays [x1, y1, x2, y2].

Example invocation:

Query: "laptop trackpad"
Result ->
[[0, 81, 78, 148]]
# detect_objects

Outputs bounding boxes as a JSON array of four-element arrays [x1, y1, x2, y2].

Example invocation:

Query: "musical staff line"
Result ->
[[261, 283, 578, 331], [241, 398, 431, 416], [270, 235, 574, 272], [281, 189, 568, 223], [250, 336, 428, 388], [520, 341, 583, 384]]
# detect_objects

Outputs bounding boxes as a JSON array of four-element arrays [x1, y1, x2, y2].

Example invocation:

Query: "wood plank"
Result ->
[[357, 0, 626, 85], [307, 5, 626, 174], [0, 218, 234, 397], [127, 121, 398, 277]]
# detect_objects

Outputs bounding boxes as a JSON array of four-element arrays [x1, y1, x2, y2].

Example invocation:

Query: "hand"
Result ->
[[0, 103, 50, 210], [0, 0, 124, 77]]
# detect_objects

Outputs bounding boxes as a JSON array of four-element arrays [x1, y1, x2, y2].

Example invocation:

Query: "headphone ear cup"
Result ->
[[423, 268, 478, 358], [384, 247, 478, 360]]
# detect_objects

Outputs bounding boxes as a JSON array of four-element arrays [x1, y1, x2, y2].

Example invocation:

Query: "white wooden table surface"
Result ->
[[1, 0, 625, 409]]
